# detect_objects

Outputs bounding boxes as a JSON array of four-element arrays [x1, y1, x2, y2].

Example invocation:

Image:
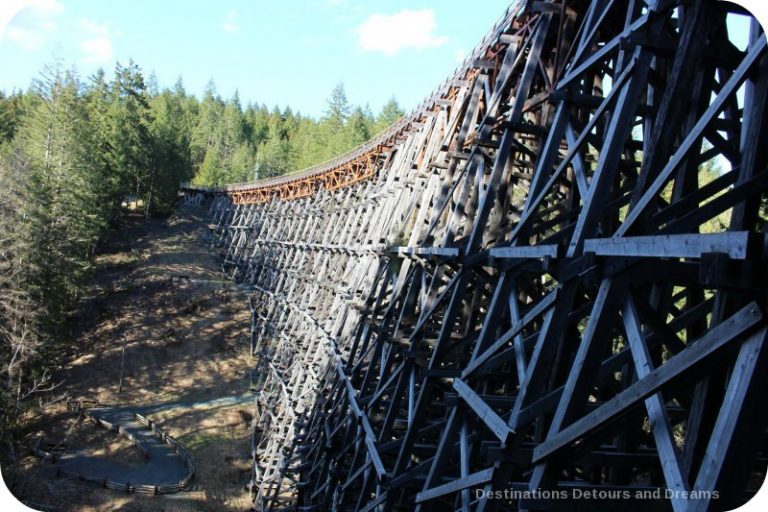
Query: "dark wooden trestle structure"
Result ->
[[187, 0, 768, 509]]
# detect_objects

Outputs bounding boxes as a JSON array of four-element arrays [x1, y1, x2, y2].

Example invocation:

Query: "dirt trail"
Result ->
[[6, 205, 254, 512]]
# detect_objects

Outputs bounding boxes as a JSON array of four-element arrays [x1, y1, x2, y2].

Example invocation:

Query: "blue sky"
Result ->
[[0, 1, 762, 119], [0, 0, 513, 117]]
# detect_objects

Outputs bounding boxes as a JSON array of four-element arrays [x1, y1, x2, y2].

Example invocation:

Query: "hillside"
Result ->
[[5, 205, 253, 511]]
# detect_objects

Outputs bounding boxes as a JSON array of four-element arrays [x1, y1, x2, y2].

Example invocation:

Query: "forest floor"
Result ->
[[3, 204, 255, 512]]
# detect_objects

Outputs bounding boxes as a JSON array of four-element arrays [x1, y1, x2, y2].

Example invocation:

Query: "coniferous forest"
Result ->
[[0, 59, 403, 454]]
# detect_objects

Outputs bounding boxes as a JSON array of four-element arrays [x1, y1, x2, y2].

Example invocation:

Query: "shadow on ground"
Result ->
[[4, 205, 254, 512]]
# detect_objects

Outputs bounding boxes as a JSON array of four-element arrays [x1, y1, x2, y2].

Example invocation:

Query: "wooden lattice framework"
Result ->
[[188, 0, 768, 510]]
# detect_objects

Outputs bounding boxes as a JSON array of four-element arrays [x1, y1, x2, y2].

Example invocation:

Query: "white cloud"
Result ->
[[27, 0, 63, 13], [220, 10, 238, 33], [79, 18, 109, 36], [78, 18, 114, 64], [3, 0, 64, 51], [355, 8, 448, 56], [80, 36, 112, 63]]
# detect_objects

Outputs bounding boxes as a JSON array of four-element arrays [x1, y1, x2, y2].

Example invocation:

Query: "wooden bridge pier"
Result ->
[[184, 1, 768, 510]]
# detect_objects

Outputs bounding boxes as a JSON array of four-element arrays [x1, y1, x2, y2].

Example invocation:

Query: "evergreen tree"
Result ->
[[1, 65, 123, 448], [150, 87, 194, 213], [111, 60, 155, 217], [4, 65, 107, 350], [217, 92, 250, 183], [346, 106, 373, 148], [291, 117, 324, 170], [191, 81, 224, 184], [325, 82, 350, 130], [185, 82, 402, 185], [146, 71, 160, 97], [0, 91, 24, 146], [244, 103, 270, 147], [258, 107, 293, 178], [0, 143, 41, 449], [0, 58, 413, 452], [84, 68, 120, 223], [376, 96, 404, 132], [321, 83, 351, 159]]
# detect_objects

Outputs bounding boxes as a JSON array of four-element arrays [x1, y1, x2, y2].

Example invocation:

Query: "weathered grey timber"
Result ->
[[185, 1, 768, 510]]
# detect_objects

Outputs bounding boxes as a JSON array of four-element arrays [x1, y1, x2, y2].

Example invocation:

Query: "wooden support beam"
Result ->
[[584, 232, 752, 260], [201, 2, 768, 509], [532, 302, 763, 463]]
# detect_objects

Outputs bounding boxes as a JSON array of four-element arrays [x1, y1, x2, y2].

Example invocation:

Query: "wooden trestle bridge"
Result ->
[[182, 0, 768, 510]]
